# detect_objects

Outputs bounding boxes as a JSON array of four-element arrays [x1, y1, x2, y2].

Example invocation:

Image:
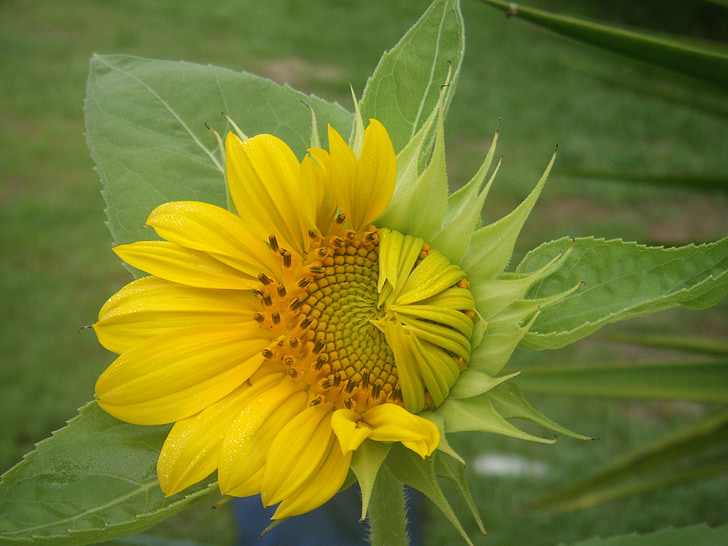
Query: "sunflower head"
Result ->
[[93, 85, 581, 521]]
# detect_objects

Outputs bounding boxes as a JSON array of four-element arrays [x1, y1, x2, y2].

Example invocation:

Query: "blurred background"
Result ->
[[1, 0, 727, 543]]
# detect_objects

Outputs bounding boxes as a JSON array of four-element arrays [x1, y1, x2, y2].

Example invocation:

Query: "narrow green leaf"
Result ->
[[515, 360, 728, 402], [0, 402, 217, 545], [84, 54, 353, 247], [527, 408, 728, 513], [601, 333, 728, 356], [479, 0, 728, 89], [562, 170, 728, 193], [566, 523, 728, 546], [359, 0, 464, 154], [517, 237, 728, 350]]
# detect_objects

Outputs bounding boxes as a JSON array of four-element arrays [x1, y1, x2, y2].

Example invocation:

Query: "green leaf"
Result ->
[[528, 408, 728, 514], [514, 360, 728, 402], [84, 54, 353, 247], [564, 523, 728, 546], [359, 0, 464, 154], [0, 402, 217, 545], [478, 0, 728, 89], [516, 237, 728, 350]]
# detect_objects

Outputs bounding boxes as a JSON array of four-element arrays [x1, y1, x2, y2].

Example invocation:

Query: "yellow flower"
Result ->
[[94, 118, 478, 519]]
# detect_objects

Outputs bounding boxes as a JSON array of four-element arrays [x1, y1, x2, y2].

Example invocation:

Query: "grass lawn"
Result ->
[[1, 0, 727, 544]]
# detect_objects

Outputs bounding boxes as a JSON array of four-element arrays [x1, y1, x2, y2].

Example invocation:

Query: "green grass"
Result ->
[[1, 0, 727, 544]]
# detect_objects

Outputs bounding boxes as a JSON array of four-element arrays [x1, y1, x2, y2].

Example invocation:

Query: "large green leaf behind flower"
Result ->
[[517, 236, 728, 350], [85, 54, 354, 247], [0, 402, 216, 545]]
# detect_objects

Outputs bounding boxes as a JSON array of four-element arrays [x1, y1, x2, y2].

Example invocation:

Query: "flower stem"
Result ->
[[368, 464, 408, 546]]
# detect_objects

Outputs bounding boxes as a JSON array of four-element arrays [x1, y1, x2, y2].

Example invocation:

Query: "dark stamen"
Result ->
[[280, 249, 292, 268], [268, 235, 279, 252], [271, 311, 281, 324], [262, 292, 272, 306], [277, 285, 287, 297], [262, 349, 274, 359], [253, 313, 265, 323], [312, 339, 325, 354], [258, 273, 273, 285]]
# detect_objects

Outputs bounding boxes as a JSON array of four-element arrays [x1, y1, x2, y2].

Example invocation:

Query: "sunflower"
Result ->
[[94, 101, 576, 520]]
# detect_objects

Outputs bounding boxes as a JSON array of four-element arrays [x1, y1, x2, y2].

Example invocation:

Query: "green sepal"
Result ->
[[422, 412, 465, 465], [350, 440, 392, 521], [434, 452, 487, 541], [448, 369, 520, 399], [385, 445, 476, 546], [432, 124, 501, 264], [488, 382, 594, 440], [469, 313, 537, 376], [379, 89, 449, 241], [437, 391, 556, 443], [471, 245, 572, 320], [462, 149, 557, 284]]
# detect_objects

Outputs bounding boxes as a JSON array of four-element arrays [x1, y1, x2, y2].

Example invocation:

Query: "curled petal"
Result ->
[[361, 403, 440, 458], [331, 408, 373, 453]]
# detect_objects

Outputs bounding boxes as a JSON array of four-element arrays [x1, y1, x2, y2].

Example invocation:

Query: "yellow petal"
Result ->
[[218, 375, 307, 497], [114, 241, 259, 290], [157, 381, 257, 496], [361, 403, 440, 458], [328, 120, 395, 232], [261, 403, 340, 506], [95, 276, 261, 354], [225, 132, 317, 256], [331, 408, 372, 453], [303, 149, 337, 236], [146, 201, 280, 281], [95, 323, 270, 424], [272, 439, 351, 519]]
